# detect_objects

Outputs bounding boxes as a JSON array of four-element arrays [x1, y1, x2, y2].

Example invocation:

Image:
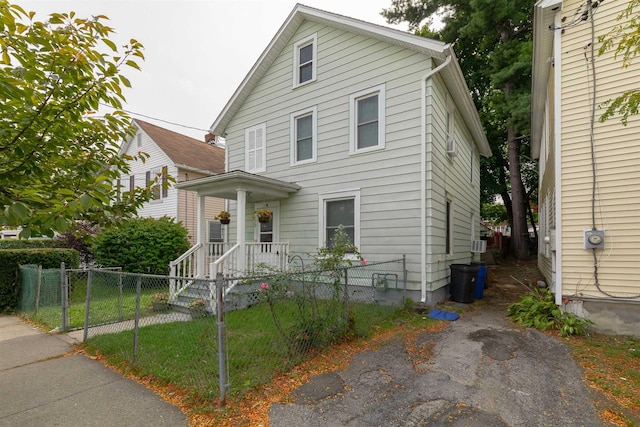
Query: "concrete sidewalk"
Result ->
[[0, 315, 187, 427]]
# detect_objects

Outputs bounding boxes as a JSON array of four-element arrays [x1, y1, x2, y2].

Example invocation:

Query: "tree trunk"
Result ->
[[507, 122, 530, 260]]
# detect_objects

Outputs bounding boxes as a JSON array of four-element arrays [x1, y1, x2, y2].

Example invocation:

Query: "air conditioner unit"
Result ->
[[446, 139, 458, 156], [471, 240, 487, 253]]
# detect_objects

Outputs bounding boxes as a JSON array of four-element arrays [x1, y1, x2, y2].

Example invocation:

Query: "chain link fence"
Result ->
[[18, 257, 406, 406], [19, 264, 63, 329]]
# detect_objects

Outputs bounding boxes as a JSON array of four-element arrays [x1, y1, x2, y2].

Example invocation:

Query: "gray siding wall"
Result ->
[[224, 21, 481, 294]]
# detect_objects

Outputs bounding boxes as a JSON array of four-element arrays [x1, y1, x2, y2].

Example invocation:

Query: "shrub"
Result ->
[[55, 221, 99, 266], [0, 249, 79, 312], [507, 288, 593, 337], [258, 226, 361, 357], [92, 217, 190, 274], [0, 239, 66, 250]]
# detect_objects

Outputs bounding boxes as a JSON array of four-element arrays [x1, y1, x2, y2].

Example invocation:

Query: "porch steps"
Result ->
[[169, 281, 212, 314], [169, 281, 263, 315]]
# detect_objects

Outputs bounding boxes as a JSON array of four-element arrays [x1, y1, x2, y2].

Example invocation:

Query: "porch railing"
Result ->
[[170, 242, 290, 299], [169, 243, 200, 300]]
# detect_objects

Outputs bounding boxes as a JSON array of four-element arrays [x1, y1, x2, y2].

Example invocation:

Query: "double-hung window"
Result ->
[[319, 190, 360, 249], [245, 123, 266, 173], [146, 166, 168, 201], [293, 34, 317, 88], [349, 84, 386, 154], [290, 106, 317, 165]]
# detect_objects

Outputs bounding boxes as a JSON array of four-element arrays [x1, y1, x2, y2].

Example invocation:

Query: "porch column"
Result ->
[[236, 188, 247, 273], [197, 194, 206, 277]]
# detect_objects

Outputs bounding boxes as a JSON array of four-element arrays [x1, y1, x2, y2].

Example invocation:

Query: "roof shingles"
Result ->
[[134, 119, 224, 174]]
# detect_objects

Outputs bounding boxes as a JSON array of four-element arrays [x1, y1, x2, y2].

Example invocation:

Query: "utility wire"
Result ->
[[98, 102, 211, 133]]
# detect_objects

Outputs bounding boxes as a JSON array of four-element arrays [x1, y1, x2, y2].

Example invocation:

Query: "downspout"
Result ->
[[421, 53, 452, 303]]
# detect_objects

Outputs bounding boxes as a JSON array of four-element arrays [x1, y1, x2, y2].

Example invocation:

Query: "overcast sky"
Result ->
[[20, 1, 409, 141]]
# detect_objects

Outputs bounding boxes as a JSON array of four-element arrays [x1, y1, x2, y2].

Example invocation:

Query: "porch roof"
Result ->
[[176, 170, 301, 202]]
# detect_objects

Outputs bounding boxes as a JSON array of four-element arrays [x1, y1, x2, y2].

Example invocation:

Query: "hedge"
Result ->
[[0, 249, 79, 312], [0, 239, 67, 250]]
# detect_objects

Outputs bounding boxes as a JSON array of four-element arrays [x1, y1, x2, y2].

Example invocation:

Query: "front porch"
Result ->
[[169, 171, 301, 301]]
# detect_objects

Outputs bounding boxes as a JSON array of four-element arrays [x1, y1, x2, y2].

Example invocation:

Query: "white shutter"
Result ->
[[245, 123, 266, 172]]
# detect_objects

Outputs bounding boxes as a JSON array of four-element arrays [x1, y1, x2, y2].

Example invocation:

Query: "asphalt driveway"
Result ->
[[269, 307, 604, 426]]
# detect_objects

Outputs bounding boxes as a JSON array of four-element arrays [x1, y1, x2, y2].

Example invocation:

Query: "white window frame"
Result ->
[[446, 196, 453, 256], [290, 106, 317, 166], [446, 95, 456, 143], [245, 123, 267, 173], [147, 167, 165, 203], [318, 189, 361, 249], [207, 220, 224, 243], [292, 33, 317, 88], [349, 84, 386, 154]]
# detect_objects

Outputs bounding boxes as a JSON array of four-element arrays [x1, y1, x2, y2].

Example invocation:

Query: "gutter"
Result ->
[[420, 53, 452, 303]]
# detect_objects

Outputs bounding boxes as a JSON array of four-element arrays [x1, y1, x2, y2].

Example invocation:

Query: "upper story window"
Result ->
[[290, 106, 317, 165], [245, 123, 267, 173], [349, 84, 386, 154], [293, 34, 317, 88], [146, 166, 168, 201], [136, 133, 142, 147]]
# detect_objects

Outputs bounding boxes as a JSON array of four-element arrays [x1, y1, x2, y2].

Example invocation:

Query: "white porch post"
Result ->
[[197, 194, 206, 277], [236, 188, 247, 273]]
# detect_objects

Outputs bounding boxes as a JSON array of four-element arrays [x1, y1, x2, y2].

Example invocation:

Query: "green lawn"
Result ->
[[84, 300, 401, 401], [26, 274, 166, 330]]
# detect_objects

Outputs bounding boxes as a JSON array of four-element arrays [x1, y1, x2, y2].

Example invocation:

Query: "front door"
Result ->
[[254, 203, 279, 267]]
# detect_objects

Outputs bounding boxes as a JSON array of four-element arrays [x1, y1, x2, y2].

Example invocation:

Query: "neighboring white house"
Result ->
[[532, 0, 640, 312], [176, 4, 491, 304], [118, 119, 226, 244]]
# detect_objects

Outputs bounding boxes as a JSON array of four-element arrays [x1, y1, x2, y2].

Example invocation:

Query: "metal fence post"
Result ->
[[60, 262, 68, 332], [83, 268, 92, 342], [343, 267, 349, 320], [216, 273, 227, 406], [402, 254, 407, 303], [133, 276, 142, 364], [118, 273, 124, 322]]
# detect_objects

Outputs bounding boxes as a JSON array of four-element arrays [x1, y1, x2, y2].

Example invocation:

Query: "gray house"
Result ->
[[174, 4, 491, 305]]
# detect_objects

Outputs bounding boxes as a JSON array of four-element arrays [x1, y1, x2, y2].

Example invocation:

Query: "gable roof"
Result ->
[[133, 119, 225, 174], [210, 3, 491, 157]]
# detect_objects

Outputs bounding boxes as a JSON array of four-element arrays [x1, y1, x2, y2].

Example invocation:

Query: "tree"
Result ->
[[383, 0, 535, 260], [0, 1, 151, 238], [599, 0, 640, 124]]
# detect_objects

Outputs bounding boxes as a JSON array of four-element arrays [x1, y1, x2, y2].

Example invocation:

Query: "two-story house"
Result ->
[[118, 119, 226, 244], [175, 4, 491, 305], [532, 0, 640, 332]]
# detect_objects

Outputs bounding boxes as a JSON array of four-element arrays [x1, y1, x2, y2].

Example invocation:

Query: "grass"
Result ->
[[25, 274, 166, 330], [83, 300, 401, 404], [566, 334, 640, 425]]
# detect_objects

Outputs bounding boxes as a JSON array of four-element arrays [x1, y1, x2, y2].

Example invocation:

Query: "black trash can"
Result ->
[[450, 264, 477, 303]]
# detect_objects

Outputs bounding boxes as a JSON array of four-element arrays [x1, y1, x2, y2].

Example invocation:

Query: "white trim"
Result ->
[[318, 189, 361, 248], [254, 201, 280, 242], [289, 105, 318, 166], [553, 9, 563, 305], [292, 33, 317, 88], [349, 84, 386, 154], [245, 122, 267, 173]]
